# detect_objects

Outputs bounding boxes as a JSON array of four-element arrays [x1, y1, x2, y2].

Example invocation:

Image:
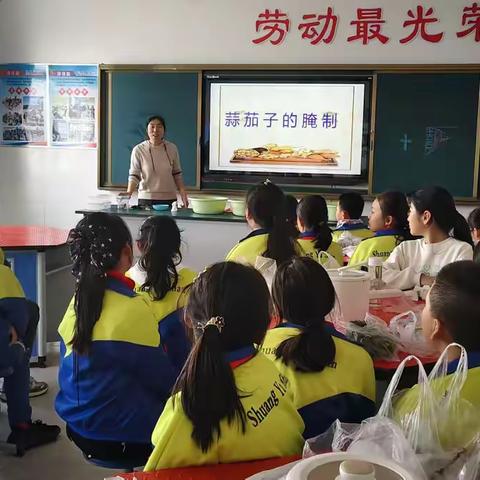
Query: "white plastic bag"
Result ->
[[302, 345, 480, 480], [317, 250, 340, 269], [254, 256, 277, 292], [389, 310, 435, 357]]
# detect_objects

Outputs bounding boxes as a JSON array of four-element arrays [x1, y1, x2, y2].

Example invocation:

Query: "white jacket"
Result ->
[[382, 237, 473, 290]]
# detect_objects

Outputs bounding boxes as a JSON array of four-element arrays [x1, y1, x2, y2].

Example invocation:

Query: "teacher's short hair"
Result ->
[[145, 115, 166, 135]]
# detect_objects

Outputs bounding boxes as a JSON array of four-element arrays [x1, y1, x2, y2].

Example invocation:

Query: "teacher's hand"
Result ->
[[179, 190, 189, 208], [118, 191, 132, 198]]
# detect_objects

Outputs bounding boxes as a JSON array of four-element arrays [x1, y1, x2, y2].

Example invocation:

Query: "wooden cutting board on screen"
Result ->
[[230, 145, 339, 166]]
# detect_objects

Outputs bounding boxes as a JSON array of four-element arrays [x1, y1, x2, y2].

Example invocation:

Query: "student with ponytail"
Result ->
[[226, 180, 302, 266], [145, 262, 304, 470], [383, 186, 473, 290], [349, 191, 412, 267], [128, 216, 196, 369], [56, 213, 178, 465], [261, 257, 375, 439], [296, 195, 343, 267]]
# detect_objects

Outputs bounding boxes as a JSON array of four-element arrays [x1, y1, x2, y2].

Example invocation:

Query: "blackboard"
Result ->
[[373, 73, 480, 197], [100, 70, 199, 187], [99, 68, 480, 199]]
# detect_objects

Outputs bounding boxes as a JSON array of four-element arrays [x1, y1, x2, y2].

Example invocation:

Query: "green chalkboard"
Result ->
[[101, 70, 199, 187], [373, 73, 479, 197]]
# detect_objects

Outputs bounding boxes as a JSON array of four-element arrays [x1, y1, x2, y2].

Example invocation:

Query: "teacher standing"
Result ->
[[126, 115, 188, 208]]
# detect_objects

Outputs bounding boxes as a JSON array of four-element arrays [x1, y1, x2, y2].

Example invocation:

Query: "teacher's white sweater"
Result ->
[[382, 237, 473, 290]]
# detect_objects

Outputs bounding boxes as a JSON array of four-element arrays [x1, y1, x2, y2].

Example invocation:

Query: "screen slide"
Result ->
[[208, 83, 366, 176]]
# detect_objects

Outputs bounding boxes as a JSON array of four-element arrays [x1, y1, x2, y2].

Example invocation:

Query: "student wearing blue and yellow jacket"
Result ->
[[349, 192, 412, 267], [226, 181, 305, 266], [262, 257, 376, 439], [56, 213, 179, 465], [332, 193, 372, 250], [0, 264, 60, 452], [394, 261, 480, 448], [296, 195, 344, 267], [127, 216, 196, 370], [145, 262, 304, 470]]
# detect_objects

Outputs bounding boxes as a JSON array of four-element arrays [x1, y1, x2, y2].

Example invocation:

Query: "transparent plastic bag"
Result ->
[[427, 344, 480, 453], [301, 346, 480, 480], [344, 312, 401, 360], [386, 345, 480, 479], [254, 256, 277, 292], [389, 310, 435, 358], [317, 250, 340, 269]]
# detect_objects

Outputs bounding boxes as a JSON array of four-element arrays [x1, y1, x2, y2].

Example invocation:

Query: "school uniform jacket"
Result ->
[[261, 325, 376, 439], [0, 265, 28, 368], [55, 272, 178, 444], [348, 230, 403, 267], [332, 223, 372, 245], [297, 232, 344, 267], [225, 229, 306, 266], [136, 267, 196, 370], [144, 349, 305, 470]]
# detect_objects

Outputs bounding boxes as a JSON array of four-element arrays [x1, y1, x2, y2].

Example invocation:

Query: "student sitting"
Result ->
[[382, 186, 473, 290], [0, 264, 60, 453], [349, 191, 412, 267], [145, 262, 304, 470], [394, 261, 480, 437], [0, 250, 49, 400], [332, 192, 372, 254], [261, 257, 376, 439], [226, 180, 303, 266], [128, 216, 196, 369], [297, 195, 343, 268], [467, 207, 480, 263], [56, 213, 178, 466], [284, 194, 300, 239]]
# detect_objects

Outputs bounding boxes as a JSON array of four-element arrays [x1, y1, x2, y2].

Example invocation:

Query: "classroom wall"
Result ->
[[0, 0, 478, 229]]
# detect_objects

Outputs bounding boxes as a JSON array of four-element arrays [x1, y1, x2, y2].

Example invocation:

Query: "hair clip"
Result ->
[[203, 316, 225, 333], [263, 179, 271, 185]]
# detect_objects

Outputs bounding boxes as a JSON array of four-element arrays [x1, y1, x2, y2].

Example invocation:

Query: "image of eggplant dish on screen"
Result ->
[[231, 144, 339, 166]]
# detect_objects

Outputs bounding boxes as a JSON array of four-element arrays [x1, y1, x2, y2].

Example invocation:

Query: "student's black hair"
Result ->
[[376, 191, 413, 244], [297, 195, 333, 251], [68, 212, 132, 355], [410, 186, 473, 247], [467, 207, 480, 263], [429, 261, 480, 351], [172, 262, 271, 452], [145, 115, 166, 139], [338, 192, 364, 220], [138, 216, 181, 300], [284, 195, 299, 239], [246, 181, 297, 264], [272, 256, 336, 373]]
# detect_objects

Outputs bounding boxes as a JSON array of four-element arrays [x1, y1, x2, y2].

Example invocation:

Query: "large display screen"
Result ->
[[202, 72, 372, 189]]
